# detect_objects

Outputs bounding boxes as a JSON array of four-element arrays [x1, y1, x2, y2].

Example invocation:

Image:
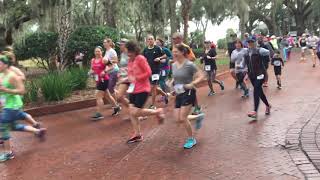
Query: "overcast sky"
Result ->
[[189, 17, 240, 43]]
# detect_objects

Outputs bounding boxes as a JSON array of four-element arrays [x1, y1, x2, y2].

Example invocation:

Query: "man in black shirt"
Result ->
[[143, 35, 168, 109]]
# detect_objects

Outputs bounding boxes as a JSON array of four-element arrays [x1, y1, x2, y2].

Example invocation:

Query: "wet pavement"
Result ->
[[1, 53, 320, 180]]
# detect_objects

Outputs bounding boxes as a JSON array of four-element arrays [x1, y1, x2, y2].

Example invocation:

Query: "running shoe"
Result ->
[[112, 106, 122, 116], [208, 91, 216, 96], [33, 122, 41, 129], [192, 106, 202, 115], [149, 105, 157, 110], [248, 111, 257, 118], [235, 82, 240, 89], [263, 83, 268, 87], [0, 140, 3, 145], [183, 137, 197, 149], [242, 89, 249, 98], [220, 81, 225, 91], [277, 86, 282, 90], [265, 105, 271, 115], [35, 128, 47, 141], [127, 135, 143, 144], [313, 64, 316, 68], [195, 113, 205, 130], [0, 152, 15, 162], [91, 112, 104, 121]]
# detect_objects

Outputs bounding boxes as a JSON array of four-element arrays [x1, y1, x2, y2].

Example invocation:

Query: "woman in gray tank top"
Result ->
[[171, 44, 205, 149]]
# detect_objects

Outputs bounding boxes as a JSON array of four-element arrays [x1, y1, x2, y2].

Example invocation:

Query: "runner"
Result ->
[[306, 34, 319, 68], [171, 44, 205, 149], [228, 33, 238, 88], [89, 46, 121, 120], [271, 50, 284, 89], [155, 38, 172, 94], [103, 38, 121, 107], [125, 41, 165, 144], [258, 37, 273, 87], [242, 33, 250, 48], [143, 35, 168, 109], [299, 34, 308, 62], [270, 35, 279, 50], [115, 39, 130, 108], [171, 32, 202, 115], [0, 55, 47, 162], [245, 38, 271, 119], [200, 40, 224, 96], [231, 39, 249, 98]]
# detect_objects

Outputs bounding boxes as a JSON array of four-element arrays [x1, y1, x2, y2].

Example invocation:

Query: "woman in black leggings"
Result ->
[[245, 38, 271, 119]]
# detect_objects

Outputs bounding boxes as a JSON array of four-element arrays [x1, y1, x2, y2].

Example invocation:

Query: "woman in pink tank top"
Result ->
[[89, 46, 121, 120]]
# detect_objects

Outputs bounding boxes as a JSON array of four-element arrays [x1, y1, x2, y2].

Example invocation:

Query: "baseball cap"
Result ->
[[117, 38, 129, 45], [247, 37, 256, 43]]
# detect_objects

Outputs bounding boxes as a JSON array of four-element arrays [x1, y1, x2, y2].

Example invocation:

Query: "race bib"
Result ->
[[152, 74, 160, 81], [274, 61, 281, 66], [235, 61, 244, 68], [127, 84, 135, 93], [174, 84, 185, 94], [205, 65, 211, 71], [257, 74, 265, 80], [94, 74, 99, 81], [161, 70, 166, 77]]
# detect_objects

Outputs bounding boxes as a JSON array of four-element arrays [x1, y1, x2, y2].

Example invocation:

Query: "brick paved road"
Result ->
[[1, 53, 320, 180]]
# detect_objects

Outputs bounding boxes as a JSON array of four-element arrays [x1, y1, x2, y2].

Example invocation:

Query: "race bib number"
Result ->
[[235, 61, 244, 68], [274, 61, 281, 66], [94, 74, 99, 81], [127, 84, 135, 93], [257, 74, 265, 80], [205, 65, 211, 71], [161, 70, 166, 77], [152, 74, 160, 81], [174, 84, 185, 94]]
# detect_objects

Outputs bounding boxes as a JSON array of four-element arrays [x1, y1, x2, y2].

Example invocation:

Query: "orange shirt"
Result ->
[[173, 43, 196, 61]]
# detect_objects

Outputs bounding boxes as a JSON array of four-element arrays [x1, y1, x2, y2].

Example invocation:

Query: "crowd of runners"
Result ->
[[0, 31, 320, 162]]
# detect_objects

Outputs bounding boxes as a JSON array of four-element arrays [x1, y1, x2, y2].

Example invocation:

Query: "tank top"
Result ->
[[91, 58, 109, 82], [0, 72, 23, 109]]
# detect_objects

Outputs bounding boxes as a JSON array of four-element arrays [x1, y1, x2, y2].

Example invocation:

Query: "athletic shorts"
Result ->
[[236, 72, 247, 83], [96, 80, 109, 91], [129, 92, 149, 108], [229, 62, 235, 69], [206, 69, 217, 81], [175, 89, 196, 109], [0, 109, 27, 140], [108, 72, 118, 94], [274, 66, 282, 76]]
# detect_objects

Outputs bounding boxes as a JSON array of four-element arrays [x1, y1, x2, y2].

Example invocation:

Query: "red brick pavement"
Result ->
[[1, 53, 320, 180]]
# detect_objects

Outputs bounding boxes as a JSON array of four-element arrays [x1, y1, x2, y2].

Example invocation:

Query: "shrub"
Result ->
[[15, 32, 59, 71], [217, 38, 227, 49], [193, 48, 204, 58], [39, 72, 73, 101], [66, 26, 120, 65], [24, 80, 39, 103], [67, 68, 89, 91]]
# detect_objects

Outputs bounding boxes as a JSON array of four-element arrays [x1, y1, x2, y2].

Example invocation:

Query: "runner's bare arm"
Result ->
[[9, 66, 26, 81]]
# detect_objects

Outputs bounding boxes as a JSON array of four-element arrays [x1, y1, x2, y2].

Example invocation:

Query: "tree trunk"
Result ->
[[181, 0, 192, 42], [103, 0, 117, 28], [168, 0, 178, 36]]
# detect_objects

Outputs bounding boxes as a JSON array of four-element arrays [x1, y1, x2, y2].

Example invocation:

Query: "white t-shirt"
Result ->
[[104, 48, 119, 72]]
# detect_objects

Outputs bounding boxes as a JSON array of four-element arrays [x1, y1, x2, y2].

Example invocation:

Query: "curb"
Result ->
[[25, 70, 230, 117]]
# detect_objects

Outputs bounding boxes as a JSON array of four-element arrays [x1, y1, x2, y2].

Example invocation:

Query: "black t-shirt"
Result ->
[[143, 45, 164, 74], [227, 41, 236, 57], [201, 48, 217, 70]]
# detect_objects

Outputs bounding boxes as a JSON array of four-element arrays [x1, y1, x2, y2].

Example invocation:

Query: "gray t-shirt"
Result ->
[[231, 48, 248, 73], [172, 60, 198, 85]]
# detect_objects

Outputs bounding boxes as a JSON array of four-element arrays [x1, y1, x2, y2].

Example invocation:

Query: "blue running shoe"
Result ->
[[195, 113, 205, 130], [183, 138, 197, 149], [0, 152, 14, 162]]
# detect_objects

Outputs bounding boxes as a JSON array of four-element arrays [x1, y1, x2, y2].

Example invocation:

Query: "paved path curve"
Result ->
[[1, 53, 320, 180]]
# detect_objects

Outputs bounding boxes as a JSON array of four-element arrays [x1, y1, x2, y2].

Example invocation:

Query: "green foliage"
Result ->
[[14, 32, 58, 70], [39, 72, 73, 102], [24, 80, 39, 103], [66, 26, 120, 65], [38, 68, 89, 102], [193, 48, 204, 58], [217, 38, 227, 49], [67, 68, 89, 91]]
